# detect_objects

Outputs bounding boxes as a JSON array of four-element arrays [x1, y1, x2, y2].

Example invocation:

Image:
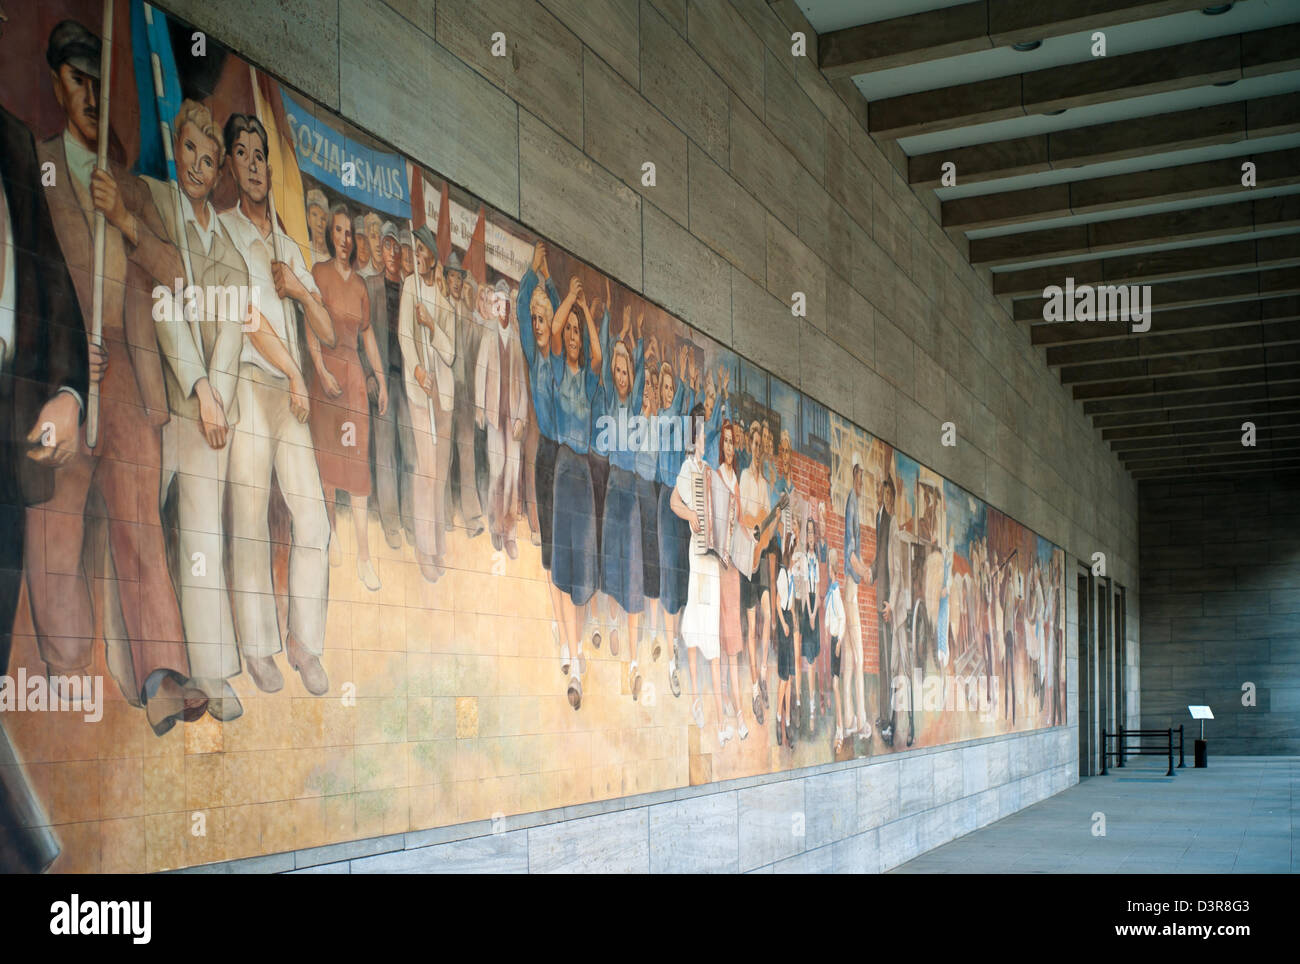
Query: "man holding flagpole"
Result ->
[[143, 98, 269, 721], [219, 111, 335, 697], [400, 225, 456, 583], [363, 220, 414, 548], [446, 250, 485, 539], [27, 18, 203, 735], [0, 0, 91, 871]]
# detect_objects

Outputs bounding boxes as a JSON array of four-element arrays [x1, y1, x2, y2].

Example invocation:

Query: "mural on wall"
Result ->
[[0, 0, 1066, 872]]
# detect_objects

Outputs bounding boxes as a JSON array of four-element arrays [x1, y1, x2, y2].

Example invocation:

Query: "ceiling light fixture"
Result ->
[[1202, 4, 1234, 14], [1012, 40, 1042, 51], [1044, 108, 1068, 116]]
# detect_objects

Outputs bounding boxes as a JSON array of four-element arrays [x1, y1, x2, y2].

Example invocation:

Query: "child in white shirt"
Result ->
[[824, 548, 847, 754]]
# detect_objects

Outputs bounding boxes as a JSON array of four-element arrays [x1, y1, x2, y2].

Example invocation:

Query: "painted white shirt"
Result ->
[[739, 466, 769, 525], [220, 200, 319, 377], [398, 272, 456, 416], [824, 584, 846, 639], [180, 190, 217, 256], [776, 565, 792, 612], [62, 130, 96, 190]]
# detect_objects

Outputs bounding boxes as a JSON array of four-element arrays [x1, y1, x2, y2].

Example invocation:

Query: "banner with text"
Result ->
[[280, 84, 411, 220]]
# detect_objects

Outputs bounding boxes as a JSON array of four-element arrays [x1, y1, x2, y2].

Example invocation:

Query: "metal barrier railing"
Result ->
[[1100, 725, 1184, 777]]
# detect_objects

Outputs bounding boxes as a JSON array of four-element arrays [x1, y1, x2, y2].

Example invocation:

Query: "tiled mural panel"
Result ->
[[0, 1, 1065, 871]]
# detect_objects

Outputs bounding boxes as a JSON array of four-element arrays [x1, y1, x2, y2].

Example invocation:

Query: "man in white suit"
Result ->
[[219, 112, 334, 697], [145, 100, 250, 720], [475, 279, 527, 559], [399, 225, 455, 582]]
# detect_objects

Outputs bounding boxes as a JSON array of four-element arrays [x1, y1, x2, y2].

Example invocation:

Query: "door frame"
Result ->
[[1077, 565, 1096, 776]]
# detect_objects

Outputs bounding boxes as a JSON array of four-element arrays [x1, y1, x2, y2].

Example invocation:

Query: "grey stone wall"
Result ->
[[172, 728, 1075, 873], [1139, 473, 1300, 755], [158, 0, 1140, 870]]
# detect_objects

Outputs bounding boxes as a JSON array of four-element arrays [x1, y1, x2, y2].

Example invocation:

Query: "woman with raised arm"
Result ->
[[307, 204, 388, 591], [585, 277, 616, 656], [517, 242, 572, 676], [548, 273, 602, 709], [597, 300, 649, 698], [636, 330, 664, 665]]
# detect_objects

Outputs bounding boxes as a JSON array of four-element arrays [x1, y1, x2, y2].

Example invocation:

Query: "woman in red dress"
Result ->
[[307, 204, 389, 591]]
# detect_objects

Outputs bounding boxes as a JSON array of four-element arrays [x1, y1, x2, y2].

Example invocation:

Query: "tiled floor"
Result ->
[[890, 756, 1297, 873]]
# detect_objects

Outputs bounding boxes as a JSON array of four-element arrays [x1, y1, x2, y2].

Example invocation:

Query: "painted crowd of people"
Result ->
[[0, 14, 1068, 805]]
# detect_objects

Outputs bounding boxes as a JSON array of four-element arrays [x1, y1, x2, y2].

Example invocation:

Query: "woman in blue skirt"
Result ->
[[546, 274, 602, 709], [635, 335, 663, 662], [586, 280, 615, 657], [599, 304, 648, 698], [656, 342, 694, 697]]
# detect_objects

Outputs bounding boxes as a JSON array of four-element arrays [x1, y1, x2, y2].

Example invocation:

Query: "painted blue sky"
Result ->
[[945, 479, 987, 554], [895, 451, 920, 516]]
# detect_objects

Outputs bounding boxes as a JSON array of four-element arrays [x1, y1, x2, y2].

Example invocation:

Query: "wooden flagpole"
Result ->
[[85, 0, 115, 448], [143, 4, 199, 345], [247, 65, 298, 363], [409, 166, 439, 438], [410, 214, 440, 440]]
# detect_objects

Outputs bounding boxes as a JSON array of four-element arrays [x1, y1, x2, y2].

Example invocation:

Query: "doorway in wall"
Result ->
[[1113, 585, 1127, 732], [1077, 566, 1095, 776], [1098, 576, 1112, 736]]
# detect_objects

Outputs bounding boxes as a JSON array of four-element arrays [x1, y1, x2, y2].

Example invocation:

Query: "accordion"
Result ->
[[691, 465, 760, 577]]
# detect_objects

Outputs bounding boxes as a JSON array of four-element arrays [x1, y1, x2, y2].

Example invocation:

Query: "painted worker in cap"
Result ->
[[361, 220, 415, 546], [468, 265, 501, 529], [353, 214, 372, 275], [0, 0, 89, 873], [307, 187, 330, 264], [443, 250, 485, 536], [361, 212, 384, 278], [28, 18, 205, 735], [399, 227, 415, 279], [399, 223, 458, 582], [474, 277, 528, 559]]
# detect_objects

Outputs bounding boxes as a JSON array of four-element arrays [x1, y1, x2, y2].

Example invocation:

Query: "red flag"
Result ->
[[436, 181, 452, 264], [409, 162, 426, 229], [464, 205, 487, 284]]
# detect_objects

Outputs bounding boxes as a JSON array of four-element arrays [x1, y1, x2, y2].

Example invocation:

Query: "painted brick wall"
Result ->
[[788, 450, 879, 673]]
